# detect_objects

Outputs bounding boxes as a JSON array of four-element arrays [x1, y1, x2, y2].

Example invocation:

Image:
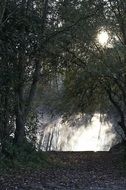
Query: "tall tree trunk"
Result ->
[[106, 89, 126, 137], [38, 133, 44, 150], [48, 130, 54, 151], [14, 53, 25, 145], [14, 85, 25, 145], [0, 91, 10, 144], [46, 132, 51, 151], [14, 109, 25, 145], [14, 0, 49, 146]]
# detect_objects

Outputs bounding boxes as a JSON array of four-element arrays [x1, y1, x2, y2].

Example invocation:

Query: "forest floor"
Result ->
[[0, 151, 126, 190]]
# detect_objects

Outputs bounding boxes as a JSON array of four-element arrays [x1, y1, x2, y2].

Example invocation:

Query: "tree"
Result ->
[[0, 0, 50, 146], [59, 0, 126, 138], [0, 0, 98, 148], [1, 0, 125, 151]]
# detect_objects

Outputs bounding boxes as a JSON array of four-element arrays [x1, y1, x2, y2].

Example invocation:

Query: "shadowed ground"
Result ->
[[0, 151, 126, 190]]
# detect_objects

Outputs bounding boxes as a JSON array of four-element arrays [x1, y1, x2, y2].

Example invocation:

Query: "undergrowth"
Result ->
[[0, 142, 50, 171]]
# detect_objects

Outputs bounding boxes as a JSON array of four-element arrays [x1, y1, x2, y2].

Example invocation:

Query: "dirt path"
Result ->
[[0, 152, 126, 189]]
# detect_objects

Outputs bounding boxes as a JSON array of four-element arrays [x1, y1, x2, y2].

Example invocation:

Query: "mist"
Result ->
[[37, 110, 122, 151]]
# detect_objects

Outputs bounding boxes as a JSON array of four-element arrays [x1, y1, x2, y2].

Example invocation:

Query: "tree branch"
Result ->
[[25, 0, 49, 118]]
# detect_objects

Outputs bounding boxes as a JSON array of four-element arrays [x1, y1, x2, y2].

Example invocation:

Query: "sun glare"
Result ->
[[97, 30, 109, 46]]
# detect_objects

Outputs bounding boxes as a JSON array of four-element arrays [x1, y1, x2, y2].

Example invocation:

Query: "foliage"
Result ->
[[0, 0, 126, 158], [0, 141, 49, 169]]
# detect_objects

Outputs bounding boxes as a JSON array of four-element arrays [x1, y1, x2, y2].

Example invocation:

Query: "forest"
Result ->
[[0, 0, 126, 189]]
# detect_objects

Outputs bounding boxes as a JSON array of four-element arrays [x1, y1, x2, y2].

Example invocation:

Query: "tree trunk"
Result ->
[[46, 133, 51, 151], [13, 0, 49, 146], [14, 94, 26, 145], [48, 131, 54, 151], [106, 89, 126, 137], [14, 59, 25, 145], [118, 116, 126, 138]]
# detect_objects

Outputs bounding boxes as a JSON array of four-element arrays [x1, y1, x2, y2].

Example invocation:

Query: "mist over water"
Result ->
[[37, 110, 122, 151]]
